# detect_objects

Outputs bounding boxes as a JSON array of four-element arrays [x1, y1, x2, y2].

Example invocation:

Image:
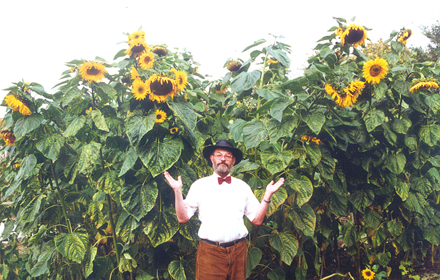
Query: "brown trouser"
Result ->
[[196, 239, 247, 280]]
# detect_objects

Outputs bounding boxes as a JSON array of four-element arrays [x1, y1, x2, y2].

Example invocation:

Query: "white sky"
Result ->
[[0, 0, 439, 117]]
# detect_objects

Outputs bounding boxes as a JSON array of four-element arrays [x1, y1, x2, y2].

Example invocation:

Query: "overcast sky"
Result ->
[[0, 0, 439, 117]]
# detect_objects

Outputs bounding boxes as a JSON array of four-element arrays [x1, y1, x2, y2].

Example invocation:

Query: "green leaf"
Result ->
[[231, 70, 261, 92], [266, 48, 290, 68], [403, 192, 427, 214], [391, 118, 412, 134], [289, 175, 313, 206], [36, 133, 65, 161], [242, 119, 268, 149], [121, 182, 158, 221], [419, 124, 440, 147], [255, 187, 287, 217], [14, 154, 37, 181], [91, 109, 109, 132], [287, 204, 316, 237], [119, 147, 139, 177], [269, 229, 298, 265], [387, 219, 403, 238], [246, 247, 262, 278], [168, 260, 187, 280], [385, 152, 406, 174], [349, 189, 374, 212], [391, 41, 404, 52], [304, 143, 321, 167], [116, 211, 139, 243], [168, 99, 197, 131], [317, 145, 335, 180], [229, 119, 247, 143], [260, 150, 292, 174], [85, 246, 97, 278], [64, 115, 86, 137], [98, 170, 122, 195], [378, 251, 392, 267], [393, 80, 411, 97], [77, 141, 102, 174], [364, 208, 382, 228], [143, 208, 178, 247], [55, 231, 89, 263], [270, 98, 292, 122], [266, 116, 298, 143], [242, 39, 266, 52], [88, 199, 105, 229], [18, 195, 44, 224], [30, 241, 56, 277], [410, 176, 432, 197], [179, 218, 201, 241], [382, 123, 397, 145], [97, 82, 117, 99], [138, 138, 182, 178], [135, 271, 155, 280], [342, 224, 358, 248], [404, 135, 417, 152], [256, 88, 286, 100], [364, 109, 385, 132], [303, 112, 325, 134], [125, 113, 156, 147], [395, 180, 409, 201], [13, 114, 44, 141]]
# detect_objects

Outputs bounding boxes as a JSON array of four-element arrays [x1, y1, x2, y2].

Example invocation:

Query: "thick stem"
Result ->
[[107, 193, 123, 280], [51, 162, 72, 234]]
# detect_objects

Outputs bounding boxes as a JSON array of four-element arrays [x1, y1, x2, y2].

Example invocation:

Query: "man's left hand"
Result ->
[[266, 177, 285, 196]]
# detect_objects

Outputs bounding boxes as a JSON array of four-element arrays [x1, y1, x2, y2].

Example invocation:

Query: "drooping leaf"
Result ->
[[231, 70, 261, 92], [138, 138, 182, 178], [287, 204, 316, 237], [116, 211, 140, 244], [168, 259, 187, 280], [14, 154, 37, 181], [63, 115, 86, 137], [303, 112, 325, 134], [387, 219, 403, 238], [85, 246, 97, 278], [384, 152, 406, 174], [143, 208, 179, 247], [242, 119, 268, 149], [419, 124, 440, 147], [97, 170, 122, 195], [119, 147, 139, 177], [266, 48, 290, 68], [349, 189, 374, 212], [77, 141, 102, 174], [266, 116, 298, 143], [168, 99, 197, 131], [91, 109, 109, 132], [13, 113, 44, 141], [120, 182, 158, 221], [17, 195, 44, 224], [255, 187, 287, 217], [364, 208, 382, 228], [229, 119, 247, 143], [289, 175, 313, 206], [270, 98, 292, 122], [260, 150, 292, 174], [364, 109, 385, 132], [246, 247, 262, 278], [125, 113, 156, 147], [395, 180, 409, 201], [179, 217, 201, 241], [54, 231, 89, 263], [304, 143, 321, 167], [36, 133, 65, 161], [242, 39, 266, 52], [269, 229, 298, 265], [30, 241, 56, 277], [391, 118, 412, 134], [97, 82, 117, 99]]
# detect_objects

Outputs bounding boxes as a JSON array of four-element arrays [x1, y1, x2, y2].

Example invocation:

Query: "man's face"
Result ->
[[210, 148, 235, 176]]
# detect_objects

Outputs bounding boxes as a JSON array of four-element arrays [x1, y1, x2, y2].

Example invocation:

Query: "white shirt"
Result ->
[[184, 173, 260, 243]]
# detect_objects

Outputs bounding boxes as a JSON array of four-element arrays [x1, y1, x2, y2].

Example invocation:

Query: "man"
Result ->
[[164, 139, 284, 280]]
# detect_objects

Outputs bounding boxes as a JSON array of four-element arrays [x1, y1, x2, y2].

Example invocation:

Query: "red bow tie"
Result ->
[[218, 176, 231, 184]]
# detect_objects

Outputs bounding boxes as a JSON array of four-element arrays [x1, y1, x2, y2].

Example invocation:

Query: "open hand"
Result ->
[[266, 177, 285, 196], [164, 171, 182, 191]]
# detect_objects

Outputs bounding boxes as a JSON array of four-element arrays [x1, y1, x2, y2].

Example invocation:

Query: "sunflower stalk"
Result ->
[[51, 162, 72, 234]]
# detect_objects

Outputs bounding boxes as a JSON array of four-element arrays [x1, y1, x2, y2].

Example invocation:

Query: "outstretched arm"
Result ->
[[252, 177, 285, 226], [164, 171, 190, 223]]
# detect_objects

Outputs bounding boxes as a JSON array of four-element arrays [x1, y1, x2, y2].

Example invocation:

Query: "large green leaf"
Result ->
[[364, 208, 382, 228], [387, 219, 403, 238], [242, 39, 266, 52], [316, 145, 335, 180], [55, 231, 89, 263], [266, 116, 298, 143], [266, 48, 290, 68], [179, 218, 201, 241], [119, 147, 139, 177], [364, 109, 385, 132], [18, 195, 44, 224], [97, 82, 117, 99], [168, 260, 187, 280], [231, 70, 261, 92], [168, 99, 197, 131], [229, 119, 247, 143], [138, 138, 182, 178], [287, 204, 316, 237], [30, 241, 56, 277], [91, 109, 109, 132], [242, 119, 268, 149], [14, 154, 37, 182], [410, 176, 432, 197], [329, 192, 348, 216], [116, 211, 140, 244], [255, 187, 287, 217], [260, 150, 292, 174], [304, 143, 321, 167], [349, 189, 374, 212], [125, 112, 156, 147], [88, 198, 105, 229], [289, 175, 313, 206], [77, 141, 102, 174], [121, 182, 158, 221], [303, 112, 325, 134], [36, 133, 65, 161], [403, 192, 428, 215], [270, 98, 292, 122], [269, 229, 298, 265], [419, 124, 440, 147], [143, 208, 178, 247], [391, 118, 412, 134], [384, 152, 406, 174], [97, 170, 122, 195], [395, 180, 409, 201], [63, 115, 86, 137], [13, 113, 44, 141], [246, 247, 262, 278], [85, 246, 97, 278]]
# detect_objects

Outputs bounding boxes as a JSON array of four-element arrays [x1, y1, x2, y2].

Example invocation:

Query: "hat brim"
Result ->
[[203, 145, 243, 167]]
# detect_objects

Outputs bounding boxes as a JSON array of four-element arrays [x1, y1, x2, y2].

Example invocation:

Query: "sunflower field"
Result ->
[[1, 17, 440, 279]]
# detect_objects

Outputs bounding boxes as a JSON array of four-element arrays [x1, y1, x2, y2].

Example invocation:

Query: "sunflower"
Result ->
[[4, 94, 32, 115], [170, 127, 179, 134], [325, 84, 339, 99], [12, 163, 21, 168], [398, 29, 412, 45], [146, 74, 178, 103], [335, 27, 344, 36], [215, 83, 227, 93], [132, 79, 149, 100], [343, 80, 365, 104], [0, 130, 16, 145], [125, 39, 150, 58], [155, 110, 167, 123], [267, 59, 279, 64], [138, 51, 155, 69], [79, 61, 107, 83], [301, 135, 322, 145], [131, 66, 140, 80], [227, 60, 242, 71], [363, 58, 388, 84], [152, 46, 168, 57], [340, 24, 367, 47], [171, 69, 188, 91], [128, 30, 145, 44], [410, 78, 439, 93], [361, 268, 375, 280]]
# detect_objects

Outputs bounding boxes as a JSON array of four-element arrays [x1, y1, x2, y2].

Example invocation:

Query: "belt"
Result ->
[[201, 237, 246, 248]]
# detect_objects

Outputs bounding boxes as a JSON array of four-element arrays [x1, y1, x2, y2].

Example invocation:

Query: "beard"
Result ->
[[213, 161, 232, 176]]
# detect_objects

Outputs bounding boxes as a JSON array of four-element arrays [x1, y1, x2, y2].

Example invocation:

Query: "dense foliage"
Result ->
[[1, 18, 440, 279]]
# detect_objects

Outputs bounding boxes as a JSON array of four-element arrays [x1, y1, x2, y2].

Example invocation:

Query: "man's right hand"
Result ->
[[164, 171, 182, 191]]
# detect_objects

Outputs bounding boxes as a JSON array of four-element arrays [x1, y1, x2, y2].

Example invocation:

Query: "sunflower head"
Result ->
[[170, 127, 179, 134], [155, 109, 167, 123], [171, 69, 188, 91], [146, 74, 178, 103], [340, 23, 367, 47], [398, 29, 412, 45], [410, 77, 439, 93], [361, 268, 375, 280], [215, 83, 227, 94], [79, 61, 107, 83], [138, 51, 155, 69], [152, 46, 168, 57], [125, 39, 150, 58], [0, 130, 16, 145], [301, 135, 322, 145], [363, 58, 388, 84], [131, 66, 140, 81], [4, 94, 32, 115], [226, 60, 242, 72], [132, 79, 149, 101], [128, 30, 145, 44]]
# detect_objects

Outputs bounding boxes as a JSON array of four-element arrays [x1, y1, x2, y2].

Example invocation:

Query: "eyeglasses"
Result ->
[[213, 153, 233, 160]]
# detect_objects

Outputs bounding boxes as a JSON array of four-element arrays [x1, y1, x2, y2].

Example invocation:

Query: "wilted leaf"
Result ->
[[120, 182, 158, 221], [138, 138, 182, 178], [143, 208, 178, 247], [55, 231, 89, 263], [269, 229, 298, 265], [287, 204, 316, 237]]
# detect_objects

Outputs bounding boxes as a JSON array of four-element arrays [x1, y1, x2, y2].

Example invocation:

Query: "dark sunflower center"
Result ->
[[156, 114, 163, 120], [151, 80, 173, 95], [137, 86, 145, 93], [87, 67, 100, 75], [153, 48, 167, 57], [370, 65, 382, 77], [365, 271, 371, 276], [346, 29, 364, 44], [131, 45, 145, 54], [143, 56, 152, 63]]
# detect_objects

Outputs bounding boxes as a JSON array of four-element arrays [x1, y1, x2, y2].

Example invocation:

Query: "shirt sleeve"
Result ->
[[243, 183, 260, 222], [183, 181, 199, 219]]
